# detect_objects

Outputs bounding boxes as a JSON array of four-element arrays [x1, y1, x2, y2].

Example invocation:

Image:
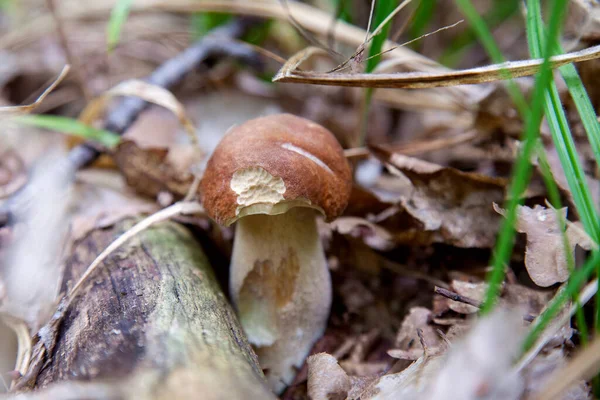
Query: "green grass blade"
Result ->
[[331, 0, 353, 24], [454, 0, 527, 114], [557, 63, 600, 169], [14, 115, 121, 148], [357, 0, 399, 147], [526, 0, 600, 346], [441, 0, 519, 66], [190, 12, 233, 39], [366, 0, 400, 73], [107, 0, 133, 52], [408, 0, 436, 48], [455, 0, 568, 313]]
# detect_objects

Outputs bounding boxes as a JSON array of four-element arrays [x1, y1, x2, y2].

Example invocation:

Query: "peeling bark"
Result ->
[[23, 219, 274, 400]]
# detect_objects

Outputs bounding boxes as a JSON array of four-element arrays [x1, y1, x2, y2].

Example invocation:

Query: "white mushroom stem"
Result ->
[[230, 207, 331, 393]]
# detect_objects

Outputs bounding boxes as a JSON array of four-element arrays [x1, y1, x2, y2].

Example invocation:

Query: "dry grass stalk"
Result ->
[[274, 44, 600, 88]]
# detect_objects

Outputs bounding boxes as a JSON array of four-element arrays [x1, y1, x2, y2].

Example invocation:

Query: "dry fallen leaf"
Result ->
[[494, 204, 593, 287], [371, 148, 506, 248], [307, 353, 352, 400]]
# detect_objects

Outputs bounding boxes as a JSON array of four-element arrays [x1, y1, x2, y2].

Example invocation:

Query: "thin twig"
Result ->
[[434, 286, 482, 308], [433, 286, 536, 322]]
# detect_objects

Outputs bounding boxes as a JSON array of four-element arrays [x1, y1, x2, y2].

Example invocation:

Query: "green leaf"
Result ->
[[366, 0, 399, 73], [107, 0, 133, 52], [14, 115, 120, 148]]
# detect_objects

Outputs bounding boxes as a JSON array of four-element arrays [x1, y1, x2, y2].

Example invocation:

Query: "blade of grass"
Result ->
[[408, 0, 435, 48], [525, 1, 600, 213], [454, 0, 568, 313], [107, 0, 132, 52], [455, 0, 595, 364], [191, 12, 232, 39], [441, 0, 519, 67], [358, 0, 400, 147], [453, 0, 527, 113], [526, 1, 600, 236], [13, 115, 120, 148], [526, 0, 600, 342]]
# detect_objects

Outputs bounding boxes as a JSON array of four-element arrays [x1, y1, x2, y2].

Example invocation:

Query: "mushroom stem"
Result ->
[[230, 207, 331, 393]]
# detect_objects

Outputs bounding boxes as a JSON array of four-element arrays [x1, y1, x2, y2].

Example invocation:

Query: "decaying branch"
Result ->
[[12, 219, 274, 400]]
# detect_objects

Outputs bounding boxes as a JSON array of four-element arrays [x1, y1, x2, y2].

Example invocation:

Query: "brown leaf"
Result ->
[[494, 204, 592, 287], [371, 147, 506, 248], [111, 106, 199, 200]]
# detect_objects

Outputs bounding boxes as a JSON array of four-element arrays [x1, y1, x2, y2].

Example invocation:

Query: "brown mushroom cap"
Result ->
[[201, 114, 352, 226]]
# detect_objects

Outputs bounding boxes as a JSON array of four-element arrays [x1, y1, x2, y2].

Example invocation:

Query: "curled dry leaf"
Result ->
[[371, 147, 506, 248], [494, 204, 593, 287], [0, 66, 69, 116]]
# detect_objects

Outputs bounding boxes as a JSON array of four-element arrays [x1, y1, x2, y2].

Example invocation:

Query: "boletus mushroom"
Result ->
[[201, 114, 352, 393]]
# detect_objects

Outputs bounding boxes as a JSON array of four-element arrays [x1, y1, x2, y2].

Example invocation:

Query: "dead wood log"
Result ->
[[19, 219, 274, 400]]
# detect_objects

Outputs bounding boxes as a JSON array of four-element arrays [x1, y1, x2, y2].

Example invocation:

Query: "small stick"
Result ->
[[434, 286, 537, 322], [434, 286, 482, 308]]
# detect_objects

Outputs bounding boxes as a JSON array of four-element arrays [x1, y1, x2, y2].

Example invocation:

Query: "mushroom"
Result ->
[[201, 114, 352, 393]]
